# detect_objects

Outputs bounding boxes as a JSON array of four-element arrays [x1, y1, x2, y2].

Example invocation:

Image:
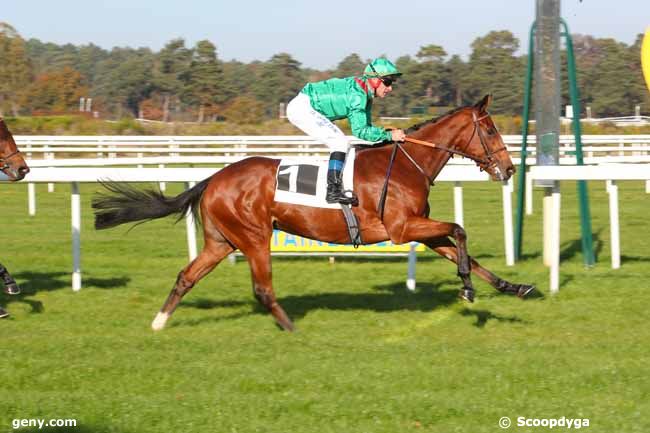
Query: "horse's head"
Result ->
[[0, 119, 29, 181], [460, 95, 515, 181]]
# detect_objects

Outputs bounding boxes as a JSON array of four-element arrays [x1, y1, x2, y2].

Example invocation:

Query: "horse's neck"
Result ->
[[406, 116, 466, 180]]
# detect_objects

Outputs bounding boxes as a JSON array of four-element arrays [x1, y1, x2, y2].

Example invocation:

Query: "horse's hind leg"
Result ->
[[425, 237, 535, 298], [0, 262, 20, 295], [244, 246, 294, 332], [152, 239, 234, 330]]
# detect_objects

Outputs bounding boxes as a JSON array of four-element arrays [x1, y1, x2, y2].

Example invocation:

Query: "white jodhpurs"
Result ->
[[286, 93, 350, 153]]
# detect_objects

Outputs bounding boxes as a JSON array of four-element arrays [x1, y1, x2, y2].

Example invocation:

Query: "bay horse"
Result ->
[[0, 118, 30, 317], [93, 95, 534, 331]]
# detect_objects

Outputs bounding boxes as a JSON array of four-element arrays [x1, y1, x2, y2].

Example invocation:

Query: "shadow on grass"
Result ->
[[620, 254, 650, 263], [174, 279, 480, 329], [12, 271, 130, 293], [172, 278, 531, 329], [459, 308, 526, 328], [1, 271, 130, 314], [560, 230, 603, 262]]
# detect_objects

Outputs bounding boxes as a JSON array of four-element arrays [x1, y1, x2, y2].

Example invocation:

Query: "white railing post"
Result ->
[[550, 184, 561, 294], [26, 141, 36, 215], [606, 180, 620, 269], [502, 178, 514, 266], [71, 182, 82, 291], [406, 242, 417, 291], [453, 181, 464, 227], [618, 137, 624, 157], [28, 183, 36, 216], [46, 147, 55, 192], [525, 170, 533, 215]]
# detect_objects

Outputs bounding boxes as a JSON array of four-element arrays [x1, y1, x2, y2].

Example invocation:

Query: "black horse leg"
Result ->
[[0, 262, 20, 295], [396, 217, 476, 302], [449, 226, 475, 302], [424, 237, 535, 298]]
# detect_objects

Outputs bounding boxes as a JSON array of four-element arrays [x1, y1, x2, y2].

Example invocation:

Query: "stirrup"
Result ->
[[326, 190, 358, 206]]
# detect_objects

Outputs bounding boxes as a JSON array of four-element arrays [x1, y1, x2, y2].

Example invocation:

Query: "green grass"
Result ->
[[0, 179, 649, 433]]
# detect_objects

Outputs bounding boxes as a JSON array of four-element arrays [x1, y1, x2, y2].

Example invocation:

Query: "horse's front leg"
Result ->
[[425, 237, 535, 298], [0, 262, 20, 295], [391, 217, 475, 302]]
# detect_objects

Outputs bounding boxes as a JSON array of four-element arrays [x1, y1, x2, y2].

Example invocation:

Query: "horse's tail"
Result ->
[[92, 177, 212, 230]]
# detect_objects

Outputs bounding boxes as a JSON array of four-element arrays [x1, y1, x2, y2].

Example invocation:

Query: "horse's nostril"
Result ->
[[19, 166, 30, 175]]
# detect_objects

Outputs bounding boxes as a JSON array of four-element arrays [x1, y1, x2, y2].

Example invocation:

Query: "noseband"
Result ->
[[0, 149, 23, 171]]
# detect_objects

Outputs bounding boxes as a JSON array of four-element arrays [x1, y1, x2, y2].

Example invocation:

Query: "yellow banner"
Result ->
[[270, 230, 425, 252], [643, 28, 650, 92]]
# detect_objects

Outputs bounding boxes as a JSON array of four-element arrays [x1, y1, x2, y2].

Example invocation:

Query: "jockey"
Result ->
[[287, 57, 406, 206]]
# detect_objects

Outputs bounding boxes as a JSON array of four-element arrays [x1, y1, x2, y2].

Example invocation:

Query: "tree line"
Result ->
[[1, 21, 648, 123]]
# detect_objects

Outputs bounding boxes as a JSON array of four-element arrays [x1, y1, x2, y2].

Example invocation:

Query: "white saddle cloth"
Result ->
[[273, 148, 356, 209]]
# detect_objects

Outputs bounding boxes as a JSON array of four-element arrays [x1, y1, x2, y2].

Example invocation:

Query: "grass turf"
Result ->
[[0, 178, 648, 433]]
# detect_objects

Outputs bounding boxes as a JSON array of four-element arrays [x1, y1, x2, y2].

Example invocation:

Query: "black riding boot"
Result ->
[[326, 151, 358, 206]]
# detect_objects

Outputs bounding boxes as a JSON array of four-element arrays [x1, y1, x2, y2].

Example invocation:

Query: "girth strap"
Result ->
[[339, 204, 362, 247], [377, 141, 399, 221]]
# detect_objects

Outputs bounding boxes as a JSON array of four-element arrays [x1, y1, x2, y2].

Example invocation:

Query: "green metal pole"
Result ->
[[514, 22, 536, 261], [561, 18, 595, 266]]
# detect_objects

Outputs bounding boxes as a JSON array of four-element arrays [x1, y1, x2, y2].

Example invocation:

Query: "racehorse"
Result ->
[[93, 95, 535, 332], [0, 118, 30, 317]]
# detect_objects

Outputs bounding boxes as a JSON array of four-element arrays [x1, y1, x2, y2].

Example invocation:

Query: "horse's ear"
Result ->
[[474, 94, 492, 112]]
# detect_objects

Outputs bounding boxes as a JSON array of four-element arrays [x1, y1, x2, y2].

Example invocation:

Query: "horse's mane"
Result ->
[[354, 105, 469, 149], [405, 106, 467, 135]]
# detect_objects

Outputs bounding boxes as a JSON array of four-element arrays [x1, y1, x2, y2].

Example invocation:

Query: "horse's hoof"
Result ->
[[517, 285, 536, 299], [151, 312, 169, 331], [276, 319, 296, 332], [459, 288, 475, 303], [4, 283, 20, 295], [0, 307, 9, 318]]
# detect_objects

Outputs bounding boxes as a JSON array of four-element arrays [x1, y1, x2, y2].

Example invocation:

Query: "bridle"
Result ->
[[402, 111, 509, 181], [376, 110, 509, 219], [0, 149, 23, 172]]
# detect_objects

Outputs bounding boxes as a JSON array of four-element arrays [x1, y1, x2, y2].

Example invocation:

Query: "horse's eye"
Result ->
[[486, 127, 496, 136]]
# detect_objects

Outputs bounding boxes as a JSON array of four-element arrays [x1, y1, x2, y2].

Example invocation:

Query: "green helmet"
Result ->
[[364, 58, 402, 78]]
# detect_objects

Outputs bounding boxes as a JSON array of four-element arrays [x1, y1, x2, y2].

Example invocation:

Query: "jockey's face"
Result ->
[[370, 78, 393, 98]]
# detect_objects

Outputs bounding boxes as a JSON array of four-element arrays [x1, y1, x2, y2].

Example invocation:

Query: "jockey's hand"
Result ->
[[391, 129, 406, 142]]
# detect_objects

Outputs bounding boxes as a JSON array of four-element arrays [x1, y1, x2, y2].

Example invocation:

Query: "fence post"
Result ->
[[71, 182, 82, 291], [406, 243, 417, 291], [503, 179, 515, 266], [606, 180, 620, 269], [550, 184, 561, 293], [453, 181, 464, 227]]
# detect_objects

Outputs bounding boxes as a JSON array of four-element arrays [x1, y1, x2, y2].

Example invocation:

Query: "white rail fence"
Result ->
[[16, 134, 650, 213], [15, 134, 650, 161], [1, 166, 516, 291], [4, 136, 649, 293], [529, 164, 650, 293]]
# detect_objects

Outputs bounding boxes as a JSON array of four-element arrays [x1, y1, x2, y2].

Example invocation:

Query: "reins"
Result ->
[[404, 136, 491, 165], [376, 111, 508, 220]]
